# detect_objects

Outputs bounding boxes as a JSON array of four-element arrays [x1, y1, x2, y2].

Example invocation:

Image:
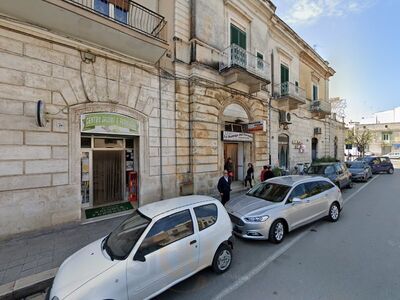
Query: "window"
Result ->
[[305, 181, 322, 197], [81, 137, 91, 148], [324, 165, 335, 175], [312, 84, 318, 101], [230, 24, 246, 49], [194, 204, 218, 231], [93, 0, 128, 24], [257, 52, 264, 70], [287, 184, 308, 202], [319, 181, 335, 192], [383, 133, 391, 141], [137, 210, 194, 257], [247, 183, 291, 203]]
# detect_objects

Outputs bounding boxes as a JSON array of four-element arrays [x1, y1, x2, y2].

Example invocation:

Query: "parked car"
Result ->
[[346, 161, 372, 182], [225, 176, 343, 243], [306, 162, 352, 189], [49, 196, 233, 300], [362, 156, 394, 174], [385, 152, 400, 159]]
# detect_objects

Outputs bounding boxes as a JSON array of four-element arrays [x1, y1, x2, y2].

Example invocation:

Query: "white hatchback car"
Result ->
[[49, 196, 233, 300]]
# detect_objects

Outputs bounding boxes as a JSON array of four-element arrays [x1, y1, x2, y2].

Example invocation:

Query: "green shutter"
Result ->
[[313, 85, 318, 100], [230, 24, 246, 49], [281, 64, 289, 83]]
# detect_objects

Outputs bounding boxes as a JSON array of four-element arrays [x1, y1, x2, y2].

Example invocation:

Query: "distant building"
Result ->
[[359, 107, 400, 124]]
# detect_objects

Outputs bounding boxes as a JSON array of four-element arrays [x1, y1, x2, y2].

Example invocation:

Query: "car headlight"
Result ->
[[244, 215, 269, 222]]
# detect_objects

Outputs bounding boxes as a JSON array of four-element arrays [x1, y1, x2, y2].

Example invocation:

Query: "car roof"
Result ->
[[266, 175, 329, 187], [138, 195, 217, 219]]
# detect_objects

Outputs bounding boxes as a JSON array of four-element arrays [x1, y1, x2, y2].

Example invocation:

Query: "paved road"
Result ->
[[26, 171, 400, 300], [156, 171, 400, 300]]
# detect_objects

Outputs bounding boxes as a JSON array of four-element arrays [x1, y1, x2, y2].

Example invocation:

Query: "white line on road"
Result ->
[[344, 174, 380, 204], [213, 175, 381, 300], [212, 230, 310, 300]]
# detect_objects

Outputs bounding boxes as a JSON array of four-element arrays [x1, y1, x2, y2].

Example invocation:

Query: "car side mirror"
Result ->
[[292, 197, 303, 204], [133, 251, 146, 262]]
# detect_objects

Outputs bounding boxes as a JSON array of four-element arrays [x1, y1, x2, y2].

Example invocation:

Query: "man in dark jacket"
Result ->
[[217, 170, 231, 205], [264, 166, 275, 180]]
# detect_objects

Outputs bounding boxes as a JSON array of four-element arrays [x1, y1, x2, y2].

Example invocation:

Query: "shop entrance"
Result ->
[[224, 143, 238, 181], [93, 150, 124, 206], [278, 134, 289, 169]]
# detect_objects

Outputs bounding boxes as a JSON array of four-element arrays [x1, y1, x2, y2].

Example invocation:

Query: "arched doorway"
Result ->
[[222, 103, 251, 181], [312, 137, 318, 161], [334, 136, 338, 160], [278, 134, 289, 169]]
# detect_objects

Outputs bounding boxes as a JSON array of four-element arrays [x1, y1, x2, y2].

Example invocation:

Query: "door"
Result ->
[[371, 158, 382, 173], [224, 143, 238, 181], [281, 64, 289, 95], [312, 138, 318, 161], [127, 210, 199, 299], [230, 24, 247, 67], [303, 181, 325, 221], [278, 134, 289, 169], [285, 183, 311, 229], [93, 150, 124, 205]]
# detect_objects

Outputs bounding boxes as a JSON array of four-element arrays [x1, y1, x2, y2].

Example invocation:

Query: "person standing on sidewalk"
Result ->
[[224, 157, 234, 181], [264, 165, 275, 180], [244, 162, 254, 188], [218, 170, 231, 205]]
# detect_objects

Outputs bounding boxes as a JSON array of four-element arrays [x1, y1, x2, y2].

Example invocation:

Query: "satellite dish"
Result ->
[[36, 100, 47, 127]]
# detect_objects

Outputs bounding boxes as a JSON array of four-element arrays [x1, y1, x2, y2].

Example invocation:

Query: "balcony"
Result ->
[[219, 44, 271, 93], [310, 100, 331, 119], [0, 0, 168, 63], [273, 82, 306, 110]]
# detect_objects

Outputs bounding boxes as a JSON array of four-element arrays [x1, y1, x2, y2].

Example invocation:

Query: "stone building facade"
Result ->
[[0, 0, 345, 238]]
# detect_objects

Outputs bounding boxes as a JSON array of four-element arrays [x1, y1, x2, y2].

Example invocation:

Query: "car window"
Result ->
[[324, 165, 335, 175], [372, 158, 381, 164], [319, 181, 335, 192], [287, 184, 308, 202], [194, 204, 218, 231], [137, 210, 194, 257], [381, 157, 390, 163], [334, 164, 342, 173], [247, 182, 291, 202], [305, 181, 322, 197]]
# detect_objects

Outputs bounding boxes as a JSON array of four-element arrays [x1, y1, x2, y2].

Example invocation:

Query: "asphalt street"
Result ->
[[156, 170, 400, 300], [27, 169, 400, 300]]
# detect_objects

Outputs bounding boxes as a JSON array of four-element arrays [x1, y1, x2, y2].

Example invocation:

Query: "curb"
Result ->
[[0, 268, 57, 300]]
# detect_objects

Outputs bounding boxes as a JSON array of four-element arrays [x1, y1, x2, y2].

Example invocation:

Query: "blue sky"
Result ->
[[273, 0, 400, 122]]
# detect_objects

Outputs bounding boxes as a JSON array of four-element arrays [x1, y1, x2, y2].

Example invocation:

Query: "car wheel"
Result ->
[[269, 219, 285, 244], [388, 168, 394, 174], [328, 202, 340, 222], [212, 244, 232, 274]]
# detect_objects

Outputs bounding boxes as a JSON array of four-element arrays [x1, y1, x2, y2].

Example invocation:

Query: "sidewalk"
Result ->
[[0, 189, 248, 298]]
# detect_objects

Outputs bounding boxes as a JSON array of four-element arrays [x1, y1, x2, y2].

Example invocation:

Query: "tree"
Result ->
[[346, 128, 373, 157]]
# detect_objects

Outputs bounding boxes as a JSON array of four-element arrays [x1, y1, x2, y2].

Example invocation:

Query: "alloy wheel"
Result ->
[[330, 205, 339, 220], [274, 222, 284, 241], [217, 249, 232, 271]]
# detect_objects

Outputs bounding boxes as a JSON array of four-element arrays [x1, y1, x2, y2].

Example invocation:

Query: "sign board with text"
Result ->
[[222, 131, 253, 142], [81, 113, 140, 136], [248, 120, 266, 132]]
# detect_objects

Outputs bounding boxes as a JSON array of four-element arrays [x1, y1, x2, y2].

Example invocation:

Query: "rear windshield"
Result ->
[[348, 162, 364, 168], [246, 182, 291, 203], [307, 165, 335, 175]]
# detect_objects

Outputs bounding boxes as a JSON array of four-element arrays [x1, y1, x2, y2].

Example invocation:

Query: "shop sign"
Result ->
[[81, 113, 140, 135], [222, 131, 253, 142], [248, 120, 266, 132]]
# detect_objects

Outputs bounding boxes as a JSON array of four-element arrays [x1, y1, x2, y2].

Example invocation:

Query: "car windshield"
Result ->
[[104, 210, 151, 260], [349, 162, 364, 169], [307, 165, 335, 175], [246, 182, 291, 202]]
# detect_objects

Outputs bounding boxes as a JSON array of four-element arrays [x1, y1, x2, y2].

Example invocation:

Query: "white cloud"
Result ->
[[283, 0, 376, 25]]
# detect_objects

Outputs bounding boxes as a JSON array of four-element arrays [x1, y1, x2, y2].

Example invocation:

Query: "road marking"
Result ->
[[343, 174, 380, 204], [213, 175, 381, 300], [212, 230, 310, 300]]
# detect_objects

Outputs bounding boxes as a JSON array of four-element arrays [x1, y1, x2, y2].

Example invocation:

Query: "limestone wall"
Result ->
[[0, 21, 176, 238]]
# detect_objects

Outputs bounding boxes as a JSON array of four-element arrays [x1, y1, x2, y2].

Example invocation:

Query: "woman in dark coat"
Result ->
[[244, 163, 254, 188]]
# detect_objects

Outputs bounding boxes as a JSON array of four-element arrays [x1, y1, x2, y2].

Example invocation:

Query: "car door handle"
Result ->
[[190, 240, 197, 245]]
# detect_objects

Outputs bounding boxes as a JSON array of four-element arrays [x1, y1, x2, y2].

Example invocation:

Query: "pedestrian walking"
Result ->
[[244, 163, 254, 188], [217, 170, 231, 205], [264, 165, 275, 180], [224, 157, 234, 180]]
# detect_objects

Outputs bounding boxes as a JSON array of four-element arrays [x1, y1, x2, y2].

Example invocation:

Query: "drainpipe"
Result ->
[[269, 50, 274, 166], [158, 62, 164, 200]]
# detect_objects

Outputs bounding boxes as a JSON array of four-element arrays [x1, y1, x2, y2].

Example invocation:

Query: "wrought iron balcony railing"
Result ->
[[219, 44, 270, 81], [274, 82, 306, 102], [66, 0, 167, 42], [310, 99, 331, 114]]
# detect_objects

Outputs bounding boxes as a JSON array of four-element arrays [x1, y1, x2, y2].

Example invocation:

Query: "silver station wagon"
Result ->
[[225, 176, 344, 243]]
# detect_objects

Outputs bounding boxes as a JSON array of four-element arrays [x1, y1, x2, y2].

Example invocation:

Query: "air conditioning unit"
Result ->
[[279, 111, 292, 124], [314, 127, 322, 135]]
